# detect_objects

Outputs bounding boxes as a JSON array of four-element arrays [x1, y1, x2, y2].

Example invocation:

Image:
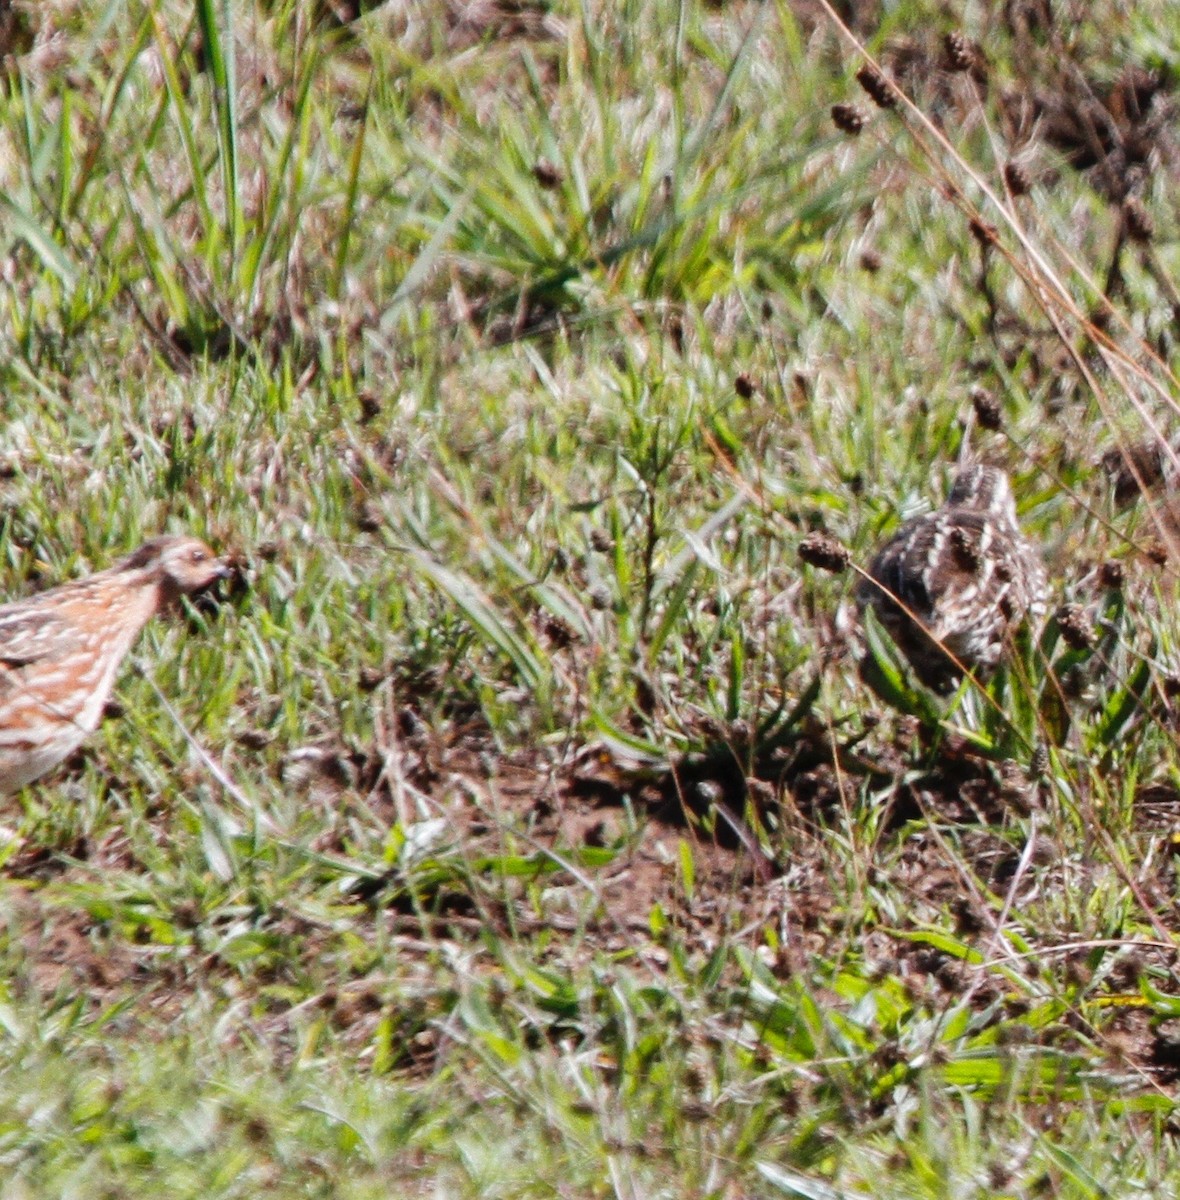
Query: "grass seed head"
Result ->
[[1098, 559, 1125, 589], [539, 613, 577, 649], [358, 393, 381, 423], [588, 584, 613, 611], [1030, 743, 1050, 777], [970, 386, 1003, 430], [799, 532, 852, 573], [358, 666, 388, 692], [1090, 301, 1115, 330], [943, 31, 975, 73], [969, 216, 999, 247], [1123, 196, 1154, 242], [532, 158, 563, 189], [1056, 603, 1096, 649], [1004, 159, 1032, 196], [1146, 540, 1169, 566], [856, 64, 897, 109], [831, 102, 867, 135]]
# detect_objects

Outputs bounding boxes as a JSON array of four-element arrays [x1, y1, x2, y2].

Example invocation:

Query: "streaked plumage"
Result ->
[[857, 466, 1047, 692], [0, 535, 228, 792]]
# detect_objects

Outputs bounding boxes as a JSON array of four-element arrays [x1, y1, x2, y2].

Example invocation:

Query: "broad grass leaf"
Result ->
[[407, 547, 546, 692], [860, 603, 943, 725]]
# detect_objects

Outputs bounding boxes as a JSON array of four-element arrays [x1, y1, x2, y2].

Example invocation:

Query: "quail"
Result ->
[[857, 466, 1047, 692], [0, 535, 228, 792]]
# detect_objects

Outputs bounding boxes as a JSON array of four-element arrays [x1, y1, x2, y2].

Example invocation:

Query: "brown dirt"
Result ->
[[3, 698, 1179, 1089]]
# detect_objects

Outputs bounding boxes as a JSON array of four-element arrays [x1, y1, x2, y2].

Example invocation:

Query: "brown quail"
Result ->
[[0, 535, 228, 792]]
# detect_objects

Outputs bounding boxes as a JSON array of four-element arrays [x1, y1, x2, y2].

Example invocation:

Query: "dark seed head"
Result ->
[[798, 532, 851, 573], [1004, 160, 1032, 196], [859, 248, 883, 272], [1098, 559, 1125, 590], [1146, 540, 1169, 566], [971, 386, 1003, 431], [588, 585, 613, 611], [358, 665, 387, 692], [1123, 196, 1154, 243], [355, 502, 382, 533], [969, 216, 999, 247], [855, 64, 897, 109], [1030, 744, 1049, 777], [943, 31, 975, 73], [734, 373, 756, 399], [1102, 441, 1168, 504], [589, 528, 614, 554], [533, 158, 563, 189], [831, 102, 867, 135], [1055, 603, 1095, 650], [540, 613, 576, 648], [358, 392, 381, 423]]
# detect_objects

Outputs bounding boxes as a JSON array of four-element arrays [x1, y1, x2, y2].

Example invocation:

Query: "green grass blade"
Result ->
[[0, 197, 78, 288], [149, 9, 214, 245], [379, 186, 471, 329], [860, 604, 943, 725], [647, 557, 699, 663], [332, 79, 370, 301], [406, 547, 545, 692], [195, 0, 242, 254], [1090, 656, 1152, 751]]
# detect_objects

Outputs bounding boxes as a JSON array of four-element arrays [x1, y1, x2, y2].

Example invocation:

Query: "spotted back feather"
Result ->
[[858, 467, 1047, 692]]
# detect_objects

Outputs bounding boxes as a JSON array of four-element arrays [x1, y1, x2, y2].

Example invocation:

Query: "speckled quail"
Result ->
[[857, 466, 1047, 692]]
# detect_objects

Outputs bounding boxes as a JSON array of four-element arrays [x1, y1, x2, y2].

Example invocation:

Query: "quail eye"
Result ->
[[190, 548, 207, 563]]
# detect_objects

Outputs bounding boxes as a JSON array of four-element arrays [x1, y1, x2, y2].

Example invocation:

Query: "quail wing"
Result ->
[[0, 609, 84, 676]]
